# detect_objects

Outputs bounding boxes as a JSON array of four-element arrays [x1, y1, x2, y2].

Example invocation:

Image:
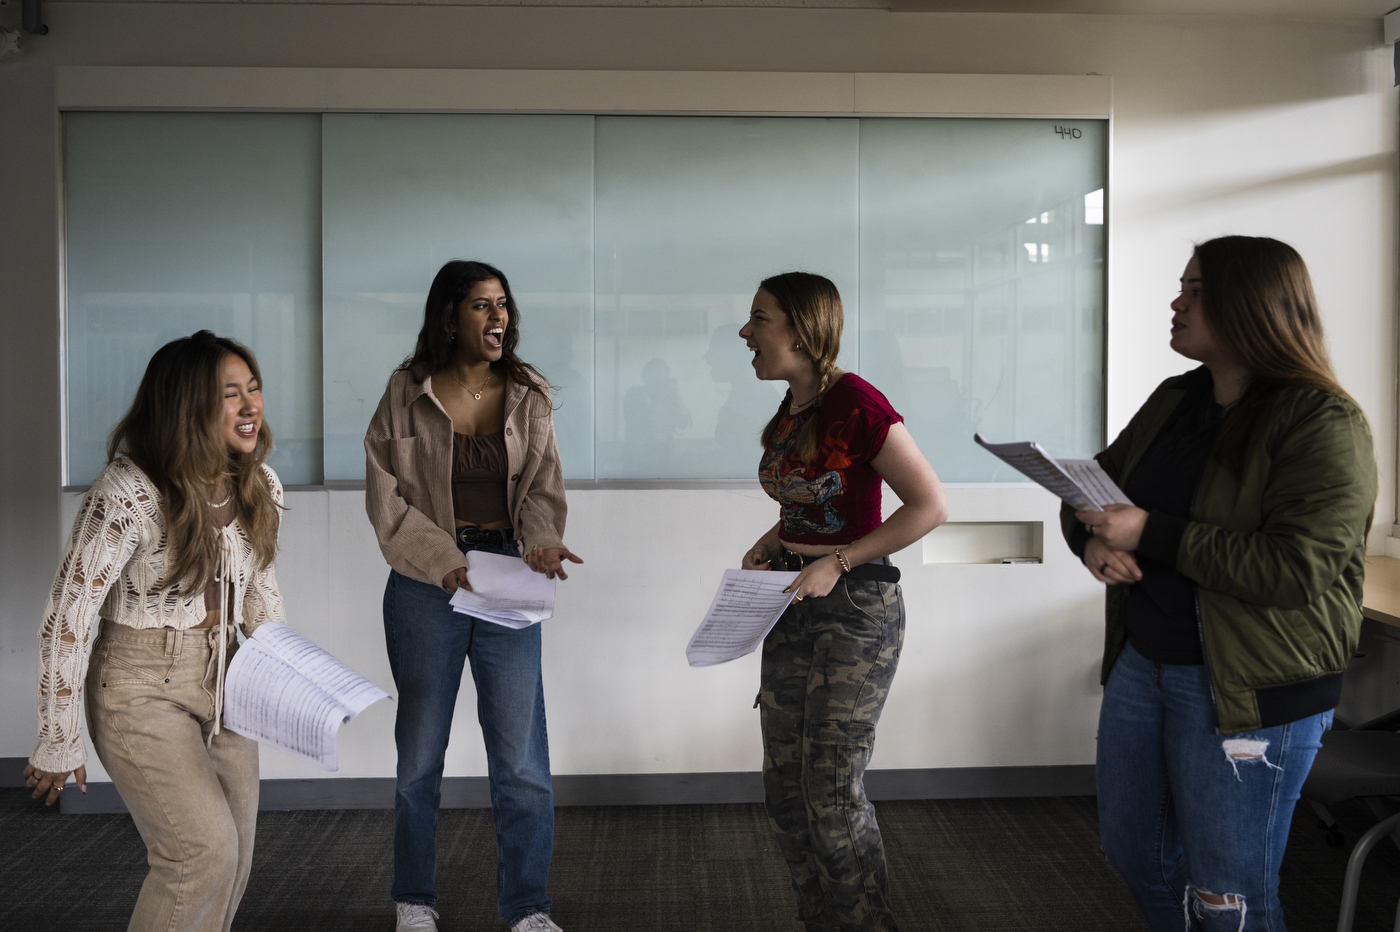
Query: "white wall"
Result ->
[[3, 7, 1395, 781]]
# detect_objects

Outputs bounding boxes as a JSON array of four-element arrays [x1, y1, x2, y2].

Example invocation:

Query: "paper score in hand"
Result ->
[[973, 433, 1132, 512], [449, 549, 556, 629], [222, 623, 389, 772], [686, 569, 801, 667]]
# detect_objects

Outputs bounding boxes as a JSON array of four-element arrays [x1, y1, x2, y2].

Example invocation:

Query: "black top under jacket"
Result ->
[[1121, 375, 1223, 666]]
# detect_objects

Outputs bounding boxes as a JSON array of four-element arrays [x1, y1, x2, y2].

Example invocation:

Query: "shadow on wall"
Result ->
[[1121, 152, 1394, 222]]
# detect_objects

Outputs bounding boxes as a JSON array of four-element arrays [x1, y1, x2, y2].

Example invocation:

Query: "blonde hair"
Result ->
[[107, 331, 280, 591], [757, 272, 844, 462]]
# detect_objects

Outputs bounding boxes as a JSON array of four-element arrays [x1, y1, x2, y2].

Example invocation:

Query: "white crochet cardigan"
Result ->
[[32, 458, 285, 773]]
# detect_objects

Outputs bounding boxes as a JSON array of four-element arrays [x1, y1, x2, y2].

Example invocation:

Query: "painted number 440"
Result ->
[[1054, 125, 1082, 139]]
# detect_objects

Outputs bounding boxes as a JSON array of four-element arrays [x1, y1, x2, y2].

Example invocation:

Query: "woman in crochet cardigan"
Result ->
[[24, 331, 286, 932]]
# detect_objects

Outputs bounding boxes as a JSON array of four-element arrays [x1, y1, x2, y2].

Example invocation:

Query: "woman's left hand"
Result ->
[[784, 555, 844, 601], [525, 546, 584, 580], [1075, 504, 1149, 552]]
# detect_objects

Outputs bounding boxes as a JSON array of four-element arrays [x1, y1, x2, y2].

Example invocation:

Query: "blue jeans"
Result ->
[[383, 528, 554, 925], [1097, 642, 1330, 932]]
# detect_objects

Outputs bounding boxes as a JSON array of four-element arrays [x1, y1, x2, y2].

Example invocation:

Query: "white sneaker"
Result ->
[[395, 902, 440, 932], [510, 913, 563, 932]]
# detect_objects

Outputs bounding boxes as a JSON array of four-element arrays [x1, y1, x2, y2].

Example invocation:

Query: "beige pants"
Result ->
[[86, 620, 260, 932]]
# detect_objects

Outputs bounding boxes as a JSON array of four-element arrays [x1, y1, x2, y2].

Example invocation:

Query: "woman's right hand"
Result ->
[[743, 542, 778, 571], [1084, 536, 1142, 586], [442, 566, 470, 594], [23, 763, 86, 807]]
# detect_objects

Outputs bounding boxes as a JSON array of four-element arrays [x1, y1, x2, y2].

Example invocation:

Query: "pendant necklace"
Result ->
[[450, 367, 493, 401]]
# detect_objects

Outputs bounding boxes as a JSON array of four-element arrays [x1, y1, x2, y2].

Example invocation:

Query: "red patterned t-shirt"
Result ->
[[758, 373, 904, 546]]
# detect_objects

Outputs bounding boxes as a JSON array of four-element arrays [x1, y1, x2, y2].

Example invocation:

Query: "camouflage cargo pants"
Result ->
[[760, 577, 905, 932]]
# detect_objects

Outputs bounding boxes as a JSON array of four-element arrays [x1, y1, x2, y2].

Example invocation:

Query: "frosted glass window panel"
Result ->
[[594, 117, 858, 479], [857, 119, 1106, 482], [64, 112, 322, 486], [322, 114, 595, 481]]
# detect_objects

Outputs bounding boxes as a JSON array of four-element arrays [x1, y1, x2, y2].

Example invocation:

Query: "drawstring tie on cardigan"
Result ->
[[204, 525, 242, 746]]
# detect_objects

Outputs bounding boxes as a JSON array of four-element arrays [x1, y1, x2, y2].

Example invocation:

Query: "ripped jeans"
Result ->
[[1097, 641, 1330, 932]]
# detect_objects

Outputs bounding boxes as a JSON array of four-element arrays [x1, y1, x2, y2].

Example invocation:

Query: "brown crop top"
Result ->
[[452, 431, 510, 526]]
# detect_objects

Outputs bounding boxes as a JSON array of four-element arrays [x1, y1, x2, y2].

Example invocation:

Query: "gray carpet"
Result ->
[[3, 789, 1397, 930]]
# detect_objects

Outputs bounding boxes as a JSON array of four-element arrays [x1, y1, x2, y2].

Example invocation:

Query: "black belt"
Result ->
[[779, 550, 901, 583], [455, 525, 513, 547]]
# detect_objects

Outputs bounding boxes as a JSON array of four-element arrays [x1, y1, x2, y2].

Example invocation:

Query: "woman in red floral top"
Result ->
[[739, 272, 948, 931]]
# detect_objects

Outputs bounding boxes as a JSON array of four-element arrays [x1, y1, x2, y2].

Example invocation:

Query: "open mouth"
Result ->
[[235, 422, 257, 438], [485, 327, 504, 349]]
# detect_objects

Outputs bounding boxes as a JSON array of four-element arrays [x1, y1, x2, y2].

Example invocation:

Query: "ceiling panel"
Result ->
[[53, 0, 1396, 15]]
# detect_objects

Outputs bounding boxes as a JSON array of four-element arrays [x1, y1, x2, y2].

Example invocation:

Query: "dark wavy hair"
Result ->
[[108, 330, 280, 590], [1194, 236, 1354, 477], [398, 259, 548, 399]]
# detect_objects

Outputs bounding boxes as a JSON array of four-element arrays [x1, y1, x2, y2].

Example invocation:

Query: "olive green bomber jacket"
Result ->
[[1060, 367, 1377, 734]]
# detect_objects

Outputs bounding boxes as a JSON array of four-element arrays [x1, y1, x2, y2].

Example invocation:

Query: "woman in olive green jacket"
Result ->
[[1062, 236, 1375, 932]]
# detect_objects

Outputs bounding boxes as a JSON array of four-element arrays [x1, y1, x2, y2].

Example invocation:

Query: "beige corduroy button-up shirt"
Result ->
[[365, 369, 568, 590]]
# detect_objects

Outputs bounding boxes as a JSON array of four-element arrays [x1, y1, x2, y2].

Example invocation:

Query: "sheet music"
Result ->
[[251, 623, 389, 714], [222, 624, 389, 771], [974, 433, 1131, 512], [450, 550, 557, 628], [1060, 459, 1133, 508], [686, 569, 801, 667]]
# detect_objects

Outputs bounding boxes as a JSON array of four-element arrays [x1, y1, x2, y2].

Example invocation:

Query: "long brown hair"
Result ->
[[757, 272, 844, 462], [107, 331, 280, 591], [398, 259, 549, 399], [1196, 236, 1353, 475]]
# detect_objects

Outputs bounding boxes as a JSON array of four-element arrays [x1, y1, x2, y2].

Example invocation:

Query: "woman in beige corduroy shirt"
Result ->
[[365, 260, 579, 932]]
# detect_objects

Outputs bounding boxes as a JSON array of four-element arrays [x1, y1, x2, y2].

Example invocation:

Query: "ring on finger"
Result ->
[[1100, 562, 1109, 573]]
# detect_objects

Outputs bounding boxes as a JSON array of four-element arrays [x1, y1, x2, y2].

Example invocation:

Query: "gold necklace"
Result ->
[[789, 391, 818, 413], [208, 483, 232, 509], [448, 367, 493, 401]]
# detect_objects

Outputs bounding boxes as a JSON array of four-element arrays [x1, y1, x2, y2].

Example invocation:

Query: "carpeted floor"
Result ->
[[3, 788, 1397, 930]]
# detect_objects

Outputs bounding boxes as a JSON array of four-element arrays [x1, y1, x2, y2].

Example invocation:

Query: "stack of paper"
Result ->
[[449, 549, 557, 629], [222, 623, 389, 772], [974, 433, 1132, 512], [686, 568, 801, 667]]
